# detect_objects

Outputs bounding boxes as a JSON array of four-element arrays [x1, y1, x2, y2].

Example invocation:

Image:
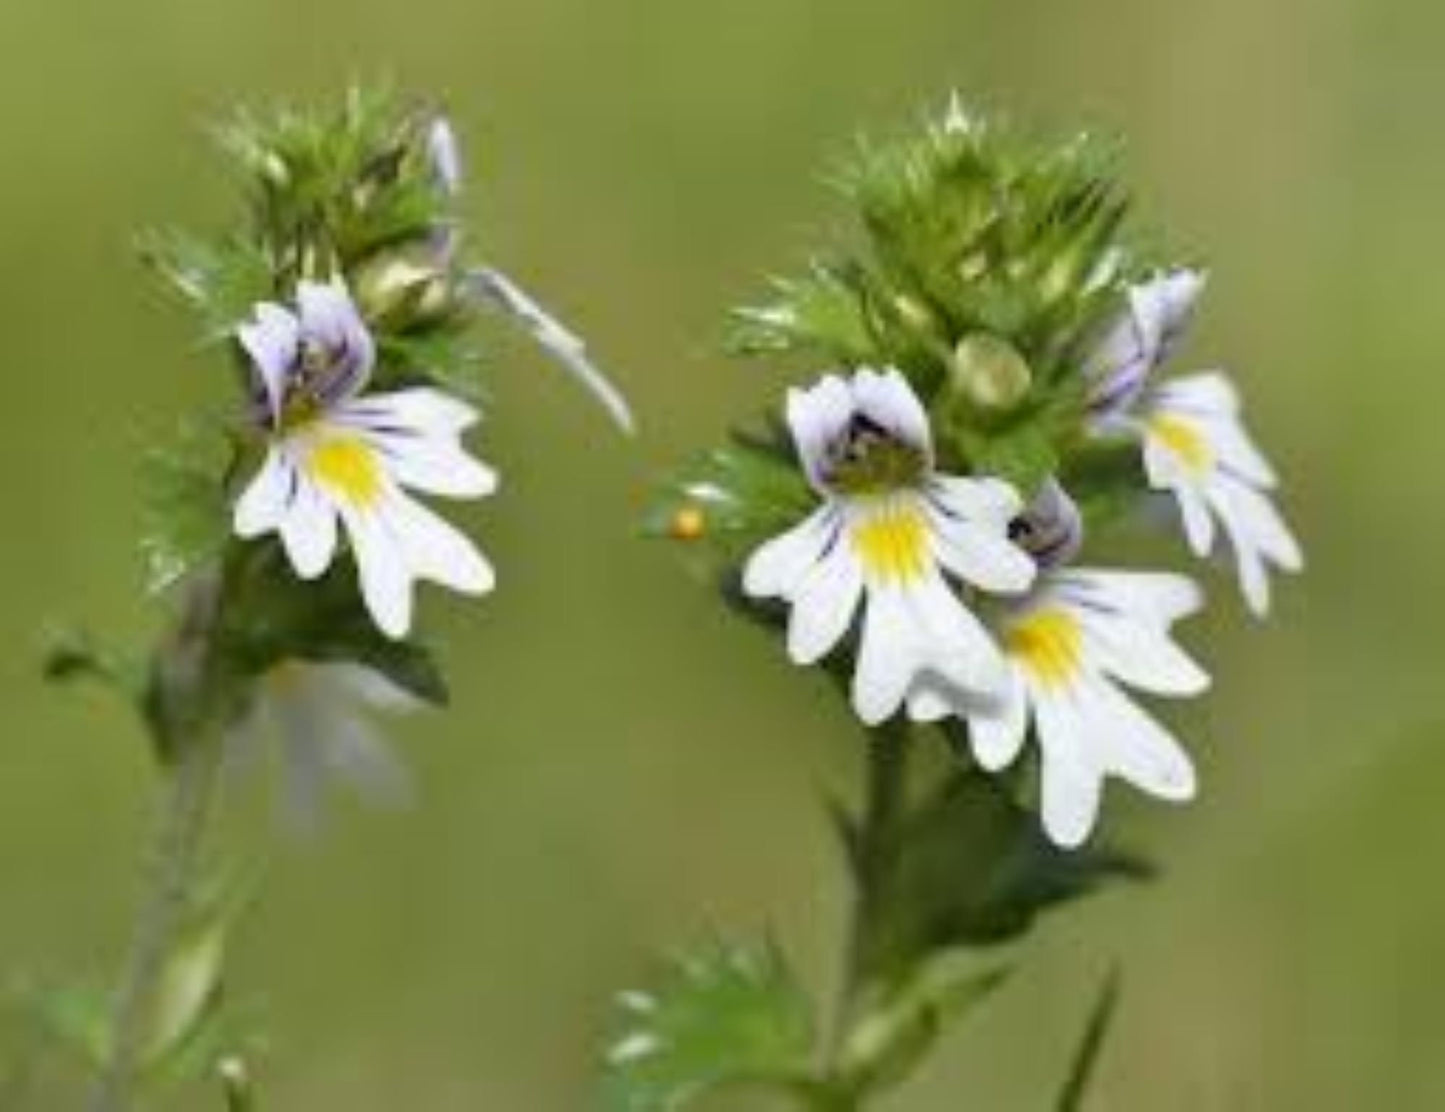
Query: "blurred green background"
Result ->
[[1, 0, 1441, 1107]]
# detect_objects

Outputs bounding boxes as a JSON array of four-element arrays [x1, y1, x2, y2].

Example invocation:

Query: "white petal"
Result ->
[[903, 571, 1008, 699], [928, 475, 1023, 528], [315, 710, 414, 809], [340, 505, 414, 639], [1076, 673, 1197, 803], [1154, 370, 1238, 418], [928, 504, 1036, 594], [1078, 608, 1210, 696], [742, 506, 838, 599], [1033, 685, 1104, 848], [1055, 570, 1204, 628], [234, 450, 294, 538], [785, 376, 853, 490], [787, 543, 864, 665], [237, 303, 299, 419], [279, 473, 339, 580], [344, 387, 479, 437], [351, 423, 497, 499], [905, 676, 956, 722], [383, 493, 495, 596], [1199, 410, 1277, 488], [851, 367, 931, 454], [852, 585, 917, 725], [967, 665, 1029, 771], [1207, 475, 1302, 617]]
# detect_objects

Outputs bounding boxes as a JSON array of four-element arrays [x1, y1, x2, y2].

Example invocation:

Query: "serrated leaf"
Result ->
[[140, 416, 235, 596], [137, 229, 275, 342], [642, 434, 814, 565], [853, 769, 1151, 988], [602, 938, 815, 1112], [728, 263, 877, 363], [219, 543, 448, 706], [1056, 968, 1121, 1112]]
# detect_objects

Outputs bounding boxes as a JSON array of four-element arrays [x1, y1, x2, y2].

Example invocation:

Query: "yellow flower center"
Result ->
[[306, 434, 383, 507], [1007, 607, 1083, 688], [852, 502, 929, 584], [1149, 414, 1213, 475]]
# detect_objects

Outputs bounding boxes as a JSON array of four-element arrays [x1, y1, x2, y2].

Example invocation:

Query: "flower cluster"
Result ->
[[657, 104, 1301, 846], [139, 90, 630, 815]]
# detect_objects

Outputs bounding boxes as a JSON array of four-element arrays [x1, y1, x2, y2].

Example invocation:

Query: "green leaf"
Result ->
[[727, 262, 878, 363], [218, 543, 448, 706], [602, 938, 816, 1112], [140, 416, 236, 596], [1055, 968, 1121, 1112], [853, 768, 1151, 988], [642, 433, 814, 565], [136, 228, 275, 343]]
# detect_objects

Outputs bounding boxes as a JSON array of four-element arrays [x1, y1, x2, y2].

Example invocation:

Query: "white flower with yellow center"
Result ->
[[227, 660, 418, 831], [233, 278, 496, 638], [1140, 373, 1303, 616], [1088, 270, 1303, 615], [922, 570, 1208, 847], [742, 368, 1036, 726]]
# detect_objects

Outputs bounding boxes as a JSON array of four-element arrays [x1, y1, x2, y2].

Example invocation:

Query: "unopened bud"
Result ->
[[354, 251, 453, 324], [949, 332, 1032, 411]]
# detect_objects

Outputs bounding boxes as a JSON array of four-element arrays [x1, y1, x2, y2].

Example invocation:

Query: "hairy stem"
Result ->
[[87, 732, 222, 1112], [822, 720, 909, 1090]]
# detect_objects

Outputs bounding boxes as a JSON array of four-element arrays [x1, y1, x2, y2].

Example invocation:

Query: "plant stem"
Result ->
[[822, 720, 910, 1083], [87, 731, 222, 1112]]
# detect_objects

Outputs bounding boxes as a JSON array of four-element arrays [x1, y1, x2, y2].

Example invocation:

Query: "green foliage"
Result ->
[[140, 414, 237, 597], [602, 938, 816, 1112], [848, 767, 1151, 991], [643, 430, 814, 564], [1055, 969, 1122, 1112]]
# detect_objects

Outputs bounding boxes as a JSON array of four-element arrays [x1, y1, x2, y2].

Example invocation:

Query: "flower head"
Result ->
[[233, 278, 496, 638], [227, 660, 418, 832], [1088, 272, 1302, 615], [925, 570, 1208, 847], [742, 368, 1036, 725], [1141, 373, 1303, 615]]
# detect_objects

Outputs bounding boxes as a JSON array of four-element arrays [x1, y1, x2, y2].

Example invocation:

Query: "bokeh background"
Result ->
[[0, 0, 1440, 1108]]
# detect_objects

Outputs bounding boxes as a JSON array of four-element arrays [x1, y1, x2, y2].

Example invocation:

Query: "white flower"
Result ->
[[1088, 271, 1303, 615], [1086, 269, 1206, 423], [921, 570, 1208, 848], [227, 661, 419, 831], [742, 368, 1036, 726], [234, 277, 496, 638], [1140, 373, 1303, 616]]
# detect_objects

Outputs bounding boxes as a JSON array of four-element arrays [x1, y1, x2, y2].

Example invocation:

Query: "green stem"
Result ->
[[87, 732, 222, 1112], [822, 720, 910, 1086]]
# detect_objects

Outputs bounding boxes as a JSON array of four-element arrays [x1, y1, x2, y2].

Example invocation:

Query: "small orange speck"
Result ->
[[670, 506, 706, 541]]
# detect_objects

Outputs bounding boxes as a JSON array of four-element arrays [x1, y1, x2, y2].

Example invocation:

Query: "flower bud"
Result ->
[[1009, 477, 1083, 570], [949, 331, 1032, 412], [353, 250, 453, 324]]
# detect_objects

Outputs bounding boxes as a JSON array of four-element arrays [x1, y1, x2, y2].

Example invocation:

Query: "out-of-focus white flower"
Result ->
[[234, 277, 496, 638], [924, 570, 1207, 847], [1141, 373, 1302, 615], [227, 661, 419, 831], [1087, 271, 1302, 614], [742, 368, 1036, 726]]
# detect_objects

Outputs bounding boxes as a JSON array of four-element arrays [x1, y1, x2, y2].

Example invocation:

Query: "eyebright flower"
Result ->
[[227, 660, 417, 831], [1140, 373, 1303, 616], [234, 278, 496, 638], [742, 368, 1036, 726], [1008, 477, 1083, 572], [1089, 271, 1303, 615], [930, 570, 1208, 847]]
